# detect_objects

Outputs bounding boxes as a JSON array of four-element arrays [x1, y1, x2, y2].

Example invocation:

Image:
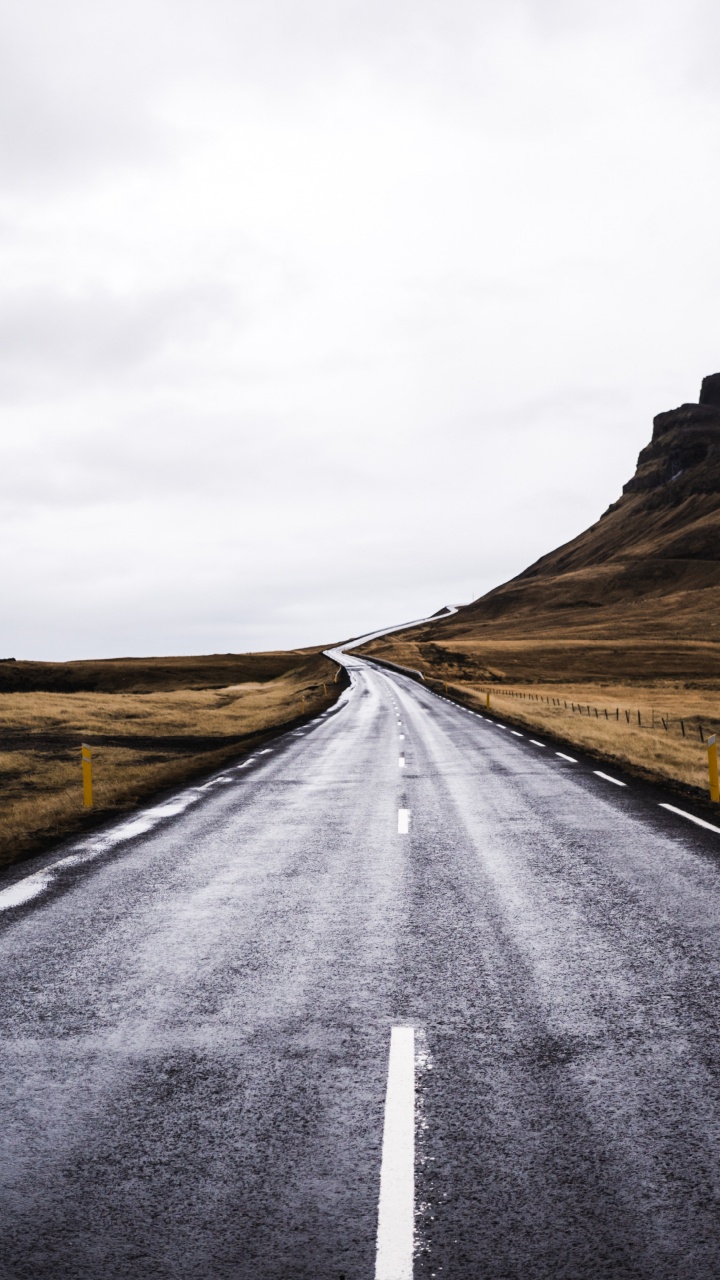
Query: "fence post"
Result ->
[[709, 736, 719, 803], [81, 743, 93, 808], [485, 692, 490, 710]]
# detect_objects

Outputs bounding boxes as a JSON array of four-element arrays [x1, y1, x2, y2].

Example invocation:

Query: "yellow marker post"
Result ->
[[81, 743, 93, 808], [485, 692, 490, 710], [709, 735, 719, 803]]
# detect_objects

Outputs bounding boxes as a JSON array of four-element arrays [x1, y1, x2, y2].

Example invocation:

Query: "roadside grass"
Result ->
[[0, 652, 343, 870], [443, 678, 720, 795]]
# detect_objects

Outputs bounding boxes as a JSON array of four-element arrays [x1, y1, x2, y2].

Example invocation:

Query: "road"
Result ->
[[2, 647, 720, 1278]]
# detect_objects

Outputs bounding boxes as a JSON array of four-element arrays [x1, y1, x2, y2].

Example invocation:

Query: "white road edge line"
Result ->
[[556, 752, 577, 763], [594, 770, 626, 787], [398, 808, 410, 834], [659, 803, 720, 834], [375, 1026, 415, 1280]]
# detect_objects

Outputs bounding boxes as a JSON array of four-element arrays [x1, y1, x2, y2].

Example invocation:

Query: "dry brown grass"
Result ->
[[0, 651, 344, 869], [444, 679, 719, 795]]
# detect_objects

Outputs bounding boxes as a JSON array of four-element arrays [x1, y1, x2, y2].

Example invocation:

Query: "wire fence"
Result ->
[[473, 686, 719, 742]]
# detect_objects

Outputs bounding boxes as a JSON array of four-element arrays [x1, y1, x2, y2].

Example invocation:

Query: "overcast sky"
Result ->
[[2, 0, 720, 659]]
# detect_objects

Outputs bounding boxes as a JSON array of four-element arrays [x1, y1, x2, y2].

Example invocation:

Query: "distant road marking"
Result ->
[[594, 771, 626, 787], [399, 756, 405, 768], [511, 730, 523, 737], [530, 740, 546, 748], [660, 803, 720, 834], [398, 809, 410, 834], [556, 752, 577, 763], [375, 1027, 415, 1280], [258, 749, 272, 755], [399, 733, 405, 740]]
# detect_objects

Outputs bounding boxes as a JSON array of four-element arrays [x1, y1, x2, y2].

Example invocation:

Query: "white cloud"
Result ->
[[1, 0, 719, 657]]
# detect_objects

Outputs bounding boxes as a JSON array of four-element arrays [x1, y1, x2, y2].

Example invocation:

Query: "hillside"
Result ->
[[362, 374, 720, 686], [359, 375, 720, 798]]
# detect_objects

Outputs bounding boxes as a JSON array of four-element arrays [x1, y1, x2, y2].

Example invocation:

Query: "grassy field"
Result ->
[[0, 649, 345, 870], [360, 636, 720, 801], [453, 680, 718, 794]]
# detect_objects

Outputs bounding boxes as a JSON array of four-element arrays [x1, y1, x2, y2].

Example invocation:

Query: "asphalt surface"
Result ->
[[2, 651, 720, 1278]]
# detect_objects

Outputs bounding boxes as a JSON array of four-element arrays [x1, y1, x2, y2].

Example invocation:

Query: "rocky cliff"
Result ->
[[623, 373, 720, 501], [454, 375, 720, 620], [361, 376, 720, 682]]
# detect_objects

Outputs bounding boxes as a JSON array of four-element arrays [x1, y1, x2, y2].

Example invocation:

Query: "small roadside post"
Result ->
[[709, 735, 719, 803], [81, 743, 93, 808], [486, 692, 490, 710]]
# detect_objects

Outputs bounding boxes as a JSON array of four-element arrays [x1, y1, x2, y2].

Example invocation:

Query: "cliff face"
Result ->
[[447, 375, 720, 626], [623, 373, 720, 501], [362, 377, 720, 682], [366, 377, 720, 681]]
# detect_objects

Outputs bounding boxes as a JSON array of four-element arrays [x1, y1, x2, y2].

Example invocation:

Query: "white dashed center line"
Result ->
[[511, 731, 523, 737], [375, 1026, 415, 1280], [397, 809, 410, 834], [530, 740, 546, 748], [399, 734, 405, 740], [399, 756, 405, 768], [556, 752, 577, 763], [594, 770, 626, 787]]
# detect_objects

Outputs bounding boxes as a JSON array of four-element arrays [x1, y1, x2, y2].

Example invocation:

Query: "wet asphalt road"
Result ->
[[3, 653, 720, 1278]]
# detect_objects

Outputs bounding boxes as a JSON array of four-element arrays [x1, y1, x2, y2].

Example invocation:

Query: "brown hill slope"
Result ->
[[360, 376, 720, 798], [363, 373, 720, 686]]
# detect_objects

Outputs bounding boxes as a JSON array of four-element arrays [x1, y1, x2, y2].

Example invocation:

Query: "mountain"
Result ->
[[362, 375, 720, 684]]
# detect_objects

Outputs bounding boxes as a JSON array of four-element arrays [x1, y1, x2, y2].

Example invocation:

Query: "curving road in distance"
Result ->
[[2, 638, 720, 1278]]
